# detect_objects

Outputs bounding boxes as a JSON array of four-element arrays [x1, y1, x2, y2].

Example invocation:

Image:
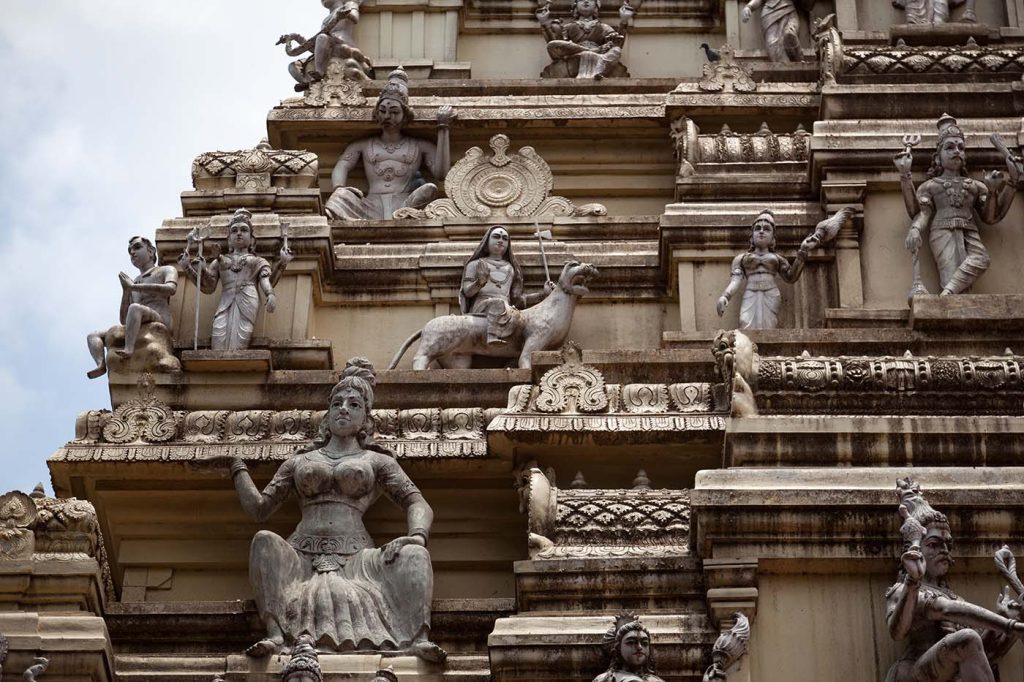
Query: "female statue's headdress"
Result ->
[[459, 225, 525, 314], [747, 209, 777, 252], [227, 207, 257, 253], [298, 357, 387, 454], [376, 67, 414, 124], [281, 634, 323, 682]]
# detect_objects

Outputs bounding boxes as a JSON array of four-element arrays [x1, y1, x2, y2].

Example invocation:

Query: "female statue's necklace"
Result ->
[[485, 258, 510, 283], [225, 252, 249, 273], [318, 446, 361, 461]]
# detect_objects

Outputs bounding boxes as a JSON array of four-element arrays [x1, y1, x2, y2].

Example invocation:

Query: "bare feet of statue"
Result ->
[[113, 348, 133, 359], [245, 638, 283, 657], [86, 364, 107, 379], [408, 640, 447, 663]]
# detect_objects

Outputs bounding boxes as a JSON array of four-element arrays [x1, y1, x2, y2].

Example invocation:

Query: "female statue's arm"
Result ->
[[906, 191, 934, 253], [256, 261, 276, 313], [717, 254, 746, 317], [177, 252, 220, 294], [779, 249, 809, 284], [377, 456, 434, 562], [231, 458, 294, 523], [461, 260, 487, 299]]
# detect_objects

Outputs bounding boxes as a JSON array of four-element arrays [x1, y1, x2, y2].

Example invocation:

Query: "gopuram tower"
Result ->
[[5, 1, 1024, 680]]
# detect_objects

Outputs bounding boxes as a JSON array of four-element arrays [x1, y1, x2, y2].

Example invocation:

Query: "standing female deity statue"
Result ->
[[536, 0, 636, 79], [741, 0, 815, 62], [223, 359, 445, 663], [326, 68, 456, 220], [884, 479, 1024, 682], [178, 208, 292, 350], [460, 225, 554, 347], [716, 208, 850, 329], [894, 114, 1020, 296], [892, 0, 975, 25]]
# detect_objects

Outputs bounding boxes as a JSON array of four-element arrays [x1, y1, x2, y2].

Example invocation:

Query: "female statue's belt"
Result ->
[[932, 217, 973, 230], [288, 531, 372, 556]]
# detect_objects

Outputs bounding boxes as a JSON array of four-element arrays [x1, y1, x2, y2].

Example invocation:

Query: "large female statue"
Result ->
[[178, 208, 292, 350], [223, 359, 445, 662], [326, 68, 455, 220], [885, 479, 1024, 682], [460, 225, 553, 347]]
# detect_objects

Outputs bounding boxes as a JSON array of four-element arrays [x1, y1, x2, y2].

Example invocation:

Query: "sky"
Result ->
[[0, 2, 324, 494]]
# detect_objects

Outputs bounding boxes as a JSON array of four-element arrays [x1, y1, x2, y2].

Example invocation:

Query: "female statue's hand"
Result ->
[[436, 104, 457, 127], [278, 247, 294, 268], [266, 293, 277, 313], [716, 296, 729, 317], [905, 227, 922, 253], [475, 260, 491, 285], [893, 150, 913, 176], [382, 535, 425, 564], [741, 4, 753, 22]]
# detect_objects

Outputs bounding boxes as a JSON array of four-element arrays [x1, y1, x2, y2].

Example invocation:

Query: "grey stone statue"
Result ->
[[178, 208, 292, 351], [326, 68, 456, 220], [702, 614, 750, 681], [222, 358, 445, 663], [87, 236, 179, 379], [388, 226, 599, 369], [741, 0, 814, 62], [716, 208, 852, 329], [277, 0, 372, 91], [593, 613, 663, 682], [892, 0, 975, 25], [536, 0, 635, 79], [884, 478, 1024, 682], [894, 114, 1020, 296], [281, 634, 322, 682]]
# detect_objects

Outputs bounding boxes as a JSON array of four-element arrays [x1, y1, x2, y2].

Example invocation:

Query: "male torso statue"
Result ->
[[86, 236, 178, 379]]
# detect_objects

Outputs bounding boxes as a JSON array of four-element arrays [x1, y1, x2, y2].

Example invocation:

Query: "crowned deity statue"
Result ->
[[892, 0, 975, 25], [535, 0, 636, 79], [214, 359, 445, 663], [326, 68, 456, 220], [460, 225, 555, 347], [884, 479, 1024, 682], [716, 207, 851, 329], [741, 0, 815, 62], [178, 208, 293, 351], [277, 0, 372, 91], [593, 613, 663, 682], [894, 114, 1021, 297], [86, 235, 179, 379]]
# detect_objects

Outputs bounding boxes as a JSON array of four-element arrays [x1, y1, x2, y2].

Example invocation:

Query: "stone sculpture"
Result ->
[[326, 68, 456, 220], [374, 668, 399, 682], [884, 478, 1024, 681], [22, 657, 50, 681], [741, 0, 815, 62], [220, 358, 445, 663], [536, 0, 635, 79], [281, 634, 322, 681], [277, 0, 372, 91], [86, 236, 180, 379], [892, 0, 975, 25], [716, 207, 853, 329], [388, 227, 599, 369], [894, 114, 1020, 297], [702, 614, 750, 681], [593, 612, 664, 682], [393, 134, 606, 219], [178, 208, 292, 351]]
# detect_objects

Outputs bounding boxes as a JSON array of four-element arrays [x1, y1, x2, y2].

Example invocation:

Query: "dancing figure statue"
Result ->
[[86, 236, 179, 378], [277, 0, 372, 91], [536, 0, 635, 79], [894, 114, 1020, 297], [716, 207, 852, 329], [178, 208, 292, 351], [884, 479, 1024, 682], [741, 0, 815, 62], [326, 68, 456, 220], [223, 359, 445, 663]]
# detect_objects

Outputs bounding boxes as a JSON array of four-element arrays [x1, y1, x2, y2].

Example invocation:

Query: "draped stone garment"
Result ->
[[211, 254, 272, 350], [248, 449, 433, 651], [757, 0, 801, 62]]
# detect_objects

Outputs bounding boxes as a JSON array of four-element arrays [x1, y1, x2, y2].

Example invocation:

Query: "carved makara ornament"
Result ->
[[703, 614, 751, 681], [0, 490, 38, 560], [394, 134, 607, 219]]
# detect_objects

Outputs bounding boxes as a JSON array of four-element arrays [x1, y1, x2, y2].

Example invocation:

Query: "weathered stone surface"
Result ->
[[910, 293, 1024, 331]]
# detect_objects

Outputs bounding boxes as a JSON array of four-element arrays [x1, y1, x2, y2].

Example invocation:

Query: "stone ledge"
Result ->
[[181, 350, 272, 373], [910, 293, 1024, 331]]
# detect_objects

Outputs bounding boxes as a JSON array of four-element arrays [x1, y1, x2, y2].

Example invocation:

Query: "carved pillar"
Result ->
[[821, 178, 866, 309]]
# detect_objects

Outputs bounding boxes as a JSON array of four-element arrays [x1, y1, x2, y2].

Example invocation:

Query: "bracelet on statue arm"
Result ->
[[230, 459, 249, 477], [410, 527, 429, 543]]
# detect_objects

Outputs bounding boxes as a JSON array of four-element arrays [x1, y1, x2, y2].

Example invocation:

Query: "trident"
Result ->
[[533, 220, 554, 287], [182, 223, 211, 350]]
